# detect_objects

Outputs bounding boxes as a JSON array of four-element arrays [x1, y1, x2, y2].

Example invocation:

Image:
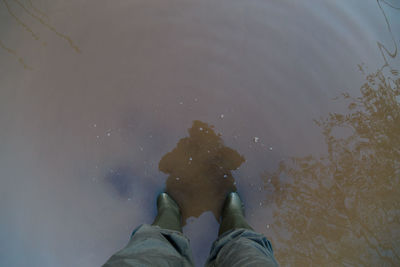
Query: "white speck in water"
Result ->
[[106, 132, 111, 137], [253, 137, 259, 143], [176, 177, 180, 181], [96, 135, 100, 139], [139, 146, 144, 151], [219, 114, 224, 119], [189, 157, 193, 161], [179, 101, 184, 105], [128, 198, 131, 201], [199, 127, 203, 131], [194, 98, 199, 102], [259, 202, 262, 206], [223, 174, 228, 178], [266, 224, 270, 229], [207, 150, 210, 153], [233, 182, 237, 185], [269, 147, 273, 151], [93, 124, 97, 128]]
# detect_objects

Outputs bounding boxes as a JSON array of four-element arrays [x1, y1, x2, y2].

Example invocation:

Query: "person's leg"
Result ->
[[218, 192, 253, 236], [103, 193, 194, 267], [152, 192, 182, 232], [205, 192, 279, 267]]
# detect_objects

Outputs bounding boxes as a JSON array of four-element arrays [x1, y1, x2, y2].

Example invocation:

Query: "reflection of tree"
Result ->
[[265, 70, 400, 266], [0, 0, 80, 69], [0, 39, 31, 70], [377, 0, 400, 72], [159, 120, 244, 224]]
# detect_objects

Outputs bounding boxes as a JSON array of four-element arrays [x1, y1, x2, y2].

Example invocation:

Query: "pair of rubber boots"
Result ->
[[152, 192, 253, 235]]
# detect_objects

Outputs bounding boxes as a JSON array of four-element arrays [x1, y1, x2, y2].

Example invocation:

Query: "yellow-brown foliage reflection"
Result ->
[[265, 70, 400, 266], [159, 120, 244, 225]]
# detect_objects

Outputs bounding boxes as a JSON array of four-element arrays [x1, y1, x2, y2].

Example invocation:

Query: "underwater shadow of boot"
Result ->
[[159, 120, 245, 225]]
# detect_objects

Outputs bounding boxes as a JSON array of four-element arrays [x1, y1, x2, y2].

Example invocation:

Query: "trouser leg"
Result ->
[[205, 228, 279, 267], [103, 224, 195, 267]]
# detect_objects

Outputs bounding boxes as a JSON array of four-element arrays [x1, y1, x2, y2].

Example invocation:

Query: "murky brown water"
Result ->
[[160, 120, 243, 223], [1, 0, 399, 266]]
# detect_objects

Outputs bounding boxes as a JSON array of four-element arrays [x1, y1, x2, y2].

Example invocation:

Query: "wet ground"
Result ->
[[1, 0, 399, 266]]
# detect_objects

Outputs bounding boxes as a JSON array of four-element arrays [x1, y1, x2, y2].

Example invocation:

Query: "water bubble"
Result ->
[[219, 114, 224, 119], [253, 137, 259, 143], [268, 147, 273, 151], [223, 174, 228, 178]]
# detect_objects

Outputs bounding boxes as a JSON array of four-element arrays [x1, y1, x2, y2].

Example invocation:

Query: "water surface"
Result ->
[[1, 0, 399, 266]]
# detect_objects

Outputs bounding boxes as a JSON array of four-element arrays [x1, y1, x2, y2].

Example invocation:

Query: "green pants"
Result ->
[[103, 224, 278, 267]]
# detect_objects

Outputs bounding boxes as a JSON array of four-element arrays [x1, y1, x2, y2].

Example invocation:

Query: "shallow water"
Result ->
[[1, 0, 399, 266]]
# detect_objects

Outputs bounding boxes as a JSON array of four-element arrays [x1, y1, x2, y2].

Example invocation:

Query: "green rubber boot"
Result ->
[[218, 192, 254, 236], [152, 193, 182, 232]]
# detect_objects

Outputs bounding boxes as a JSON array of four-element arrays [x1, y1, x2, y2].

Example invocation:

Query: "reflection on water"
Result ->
[[377, 0, 399, 71], [0, 39, 31, 69], [265, 68, 400, 265], [2, 0, 40, 40], [159, 120, 244, 224], [264, 3, 400, 264], [1, 0, 400, 266], [0, 0, 80, 69]]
